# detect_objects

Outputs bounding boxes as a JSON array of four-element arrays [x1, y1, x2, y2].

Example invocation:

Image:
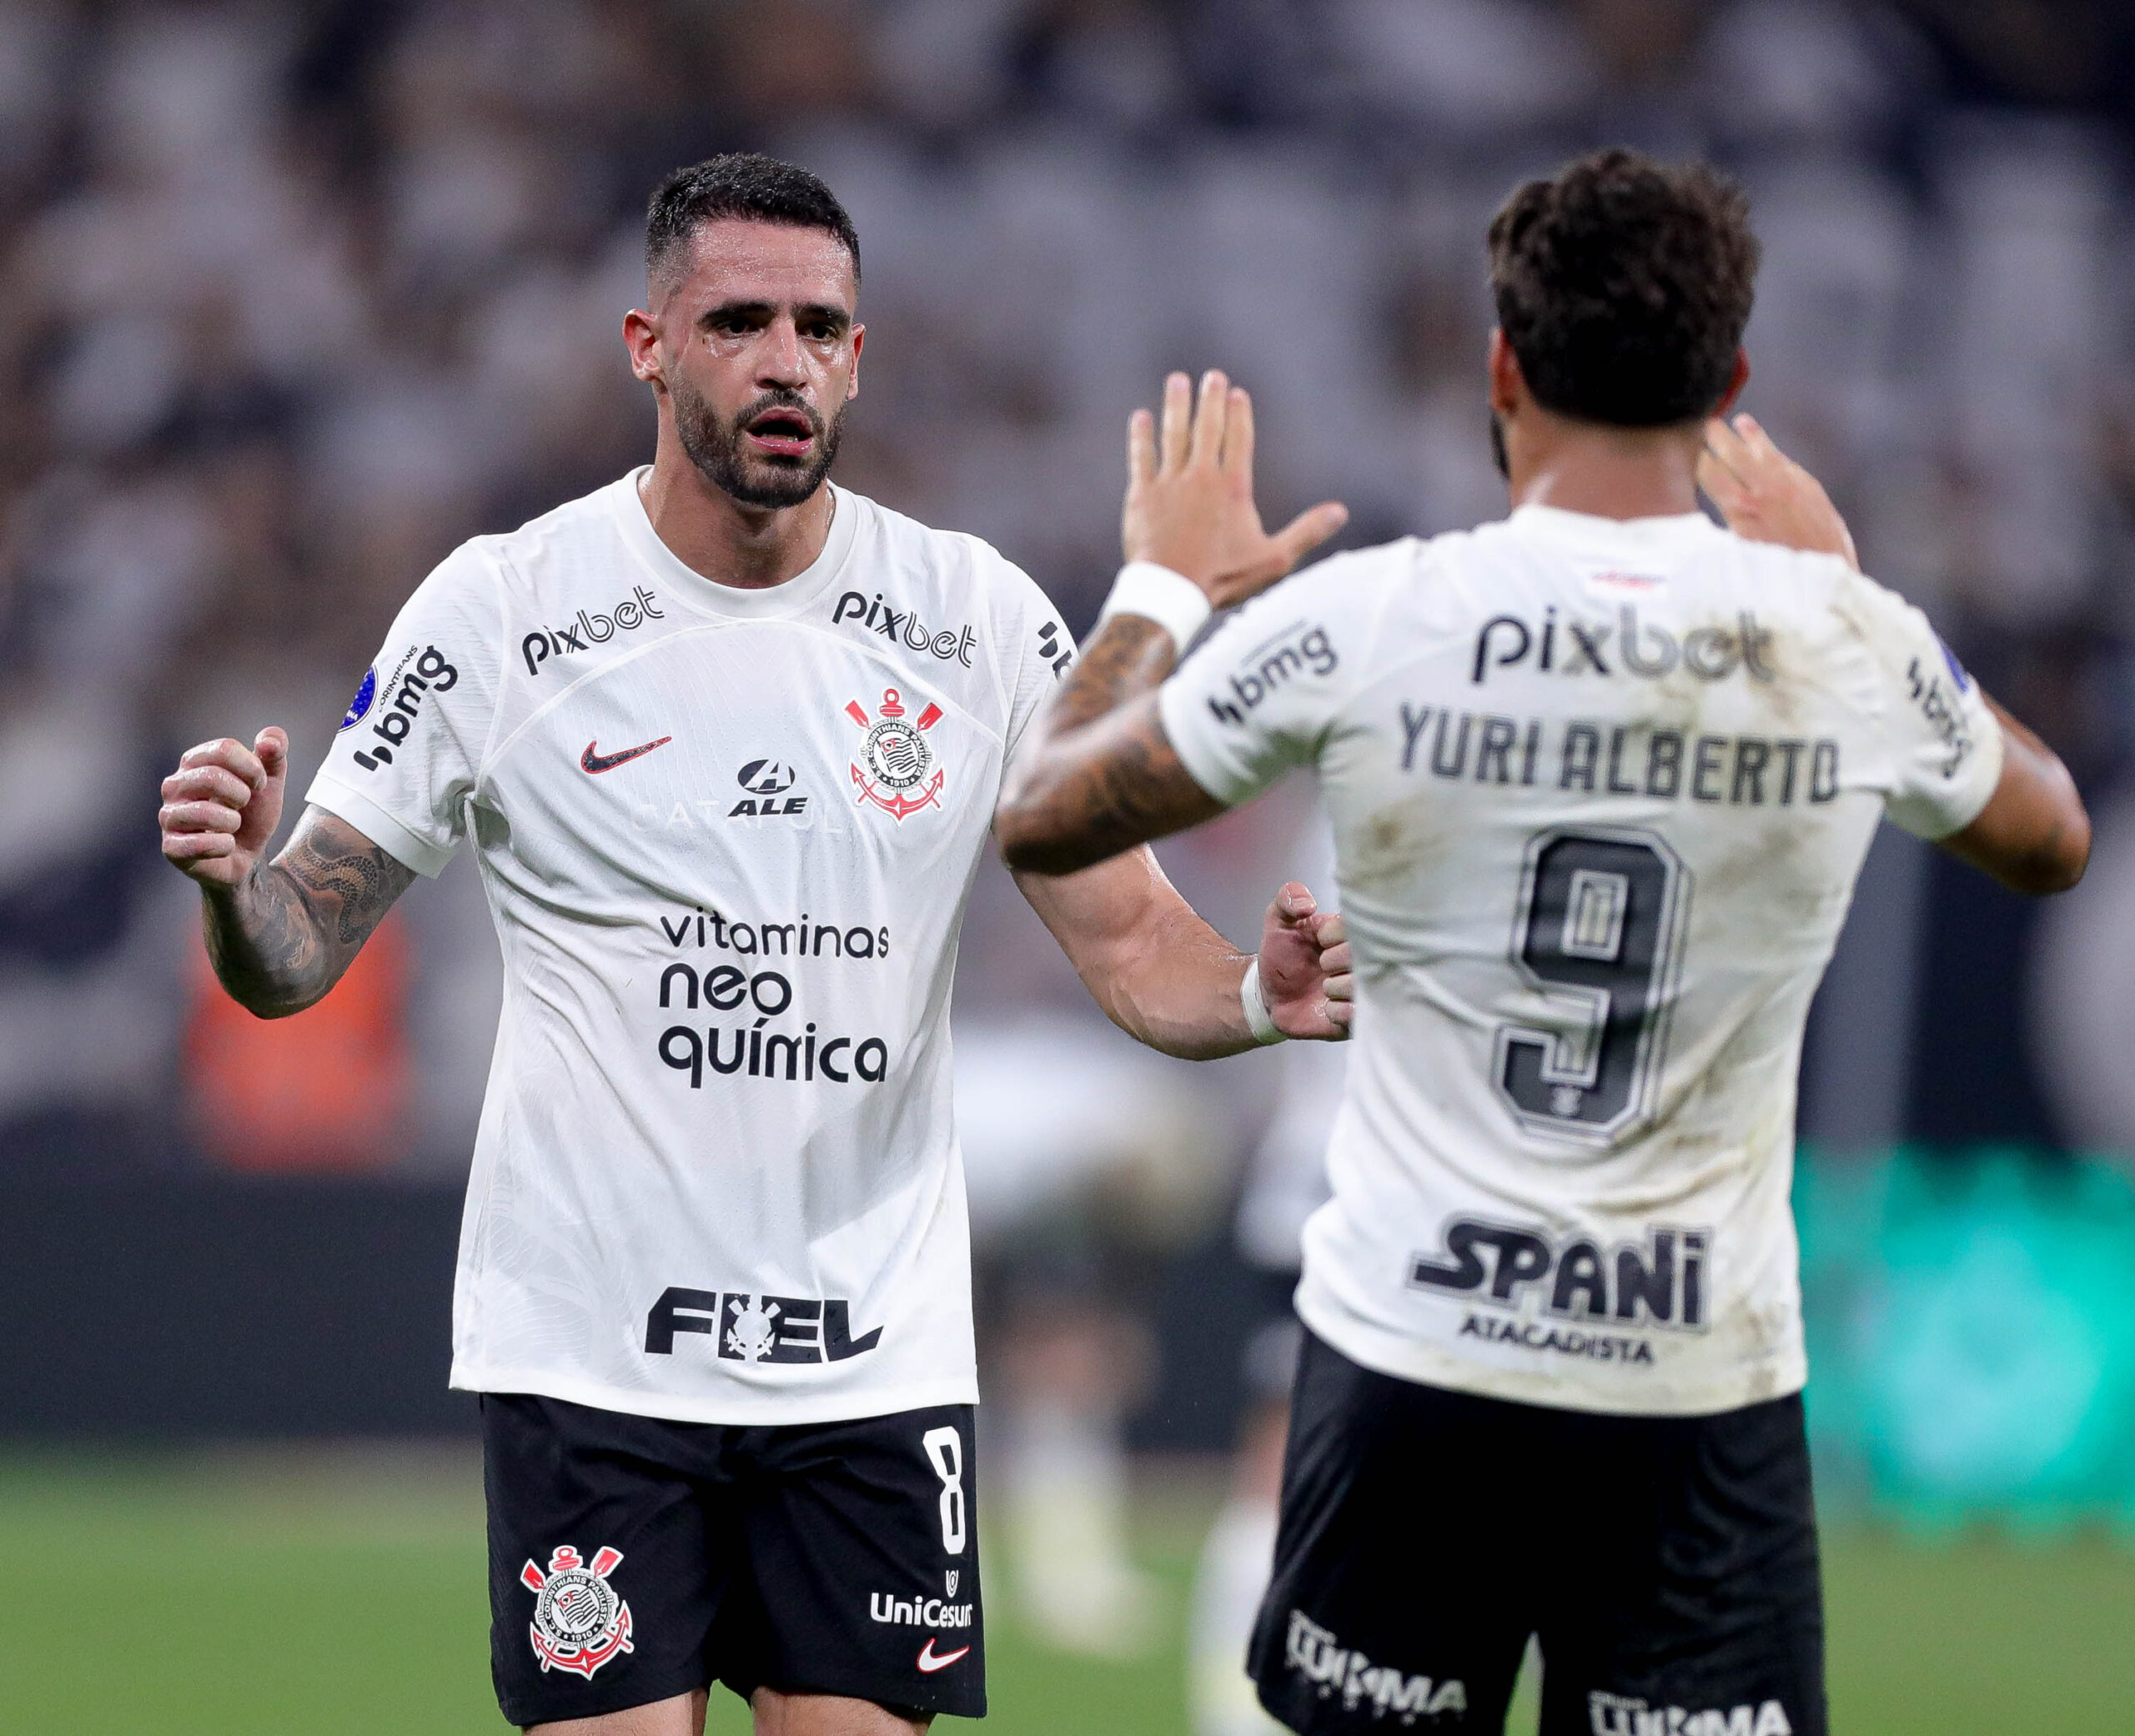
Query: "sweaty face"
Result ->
[[651, 219, 861, 510], [672, 374, 848, 509]]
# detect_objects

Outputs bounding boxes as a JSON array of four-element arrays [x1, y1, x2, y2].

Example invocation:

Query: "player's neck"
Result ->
[[638, 443, 836, 591], [1505, 418, 1704, 523]]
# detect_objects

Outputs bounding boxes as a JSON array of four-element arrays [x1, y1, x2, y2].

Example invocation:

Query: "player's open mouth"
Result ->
[[744, 407, 816, 458]]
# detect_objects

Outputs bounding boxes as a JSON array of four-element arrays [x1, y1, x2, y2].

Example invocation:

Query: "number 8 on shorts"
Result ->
[[922, 1425, 967, 1553]]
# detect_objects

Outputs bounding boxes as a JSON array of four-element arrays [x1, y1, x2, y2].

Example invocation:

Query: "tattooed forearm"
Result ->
[[997, 616, 1223, 874], [200, 807, 415, 1016], [1049, 616, 1177, 730]]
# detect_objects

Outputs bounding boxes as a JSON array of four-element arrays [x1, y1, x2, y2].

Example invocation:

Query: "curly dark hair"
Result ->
[[1487, 148, 1757, 427], [646, 153, 861, 288]]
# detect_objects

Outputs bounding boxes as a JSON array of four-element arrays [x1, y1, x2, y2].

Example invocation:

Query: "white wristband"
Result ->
[[1240, 957, 1287, 1046], [1096, 561, 1213, 656]]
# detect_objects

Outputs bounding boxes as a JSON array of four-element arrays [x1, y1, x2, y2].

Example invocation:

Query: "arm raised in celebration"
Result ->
[[159, 728, 416, 1016], [997, 370, 1345, 875]]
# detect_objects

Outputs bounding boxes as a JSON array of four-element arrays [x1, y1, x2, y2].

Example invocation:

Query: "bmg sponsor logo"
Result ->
[[1204, 621, 1339, 726], [1409, 1219, 1708, 1332], [644, 1287, 882, 1362], [351, 645, 457, 770], [1471, 606, 1775, 686], [1284, 1610, 1466, 1725], [521, 586, 663, 676], [1587, 1690, 1794, 1735]]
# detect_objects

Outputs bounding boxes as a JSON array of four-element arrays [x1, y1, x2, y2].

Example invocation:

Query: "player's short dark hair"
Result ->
[[646, 153, 861, 289], [1487, 148, 1757, 427]]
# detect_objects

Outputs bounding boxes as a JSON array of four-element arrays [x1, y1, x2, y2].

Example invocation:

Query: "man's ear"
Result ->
[[1714, 348, 1751, 416], [623, 307, 664, 386], [1487, 329, 1524, 418], [846, 323, 864, 402]]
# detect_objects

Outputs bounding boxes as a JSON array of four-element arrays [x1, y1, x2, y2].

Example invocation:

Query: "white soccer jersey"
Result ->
[[1160, 504, 2002, 1416], [307, 473, 1073, 1425]]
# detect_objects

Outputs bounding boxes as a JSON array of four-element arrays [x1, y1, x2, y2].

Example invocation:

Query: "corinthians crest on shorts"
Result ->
[[520, 1543, 634, 1678], [846, 687, 945, 820]]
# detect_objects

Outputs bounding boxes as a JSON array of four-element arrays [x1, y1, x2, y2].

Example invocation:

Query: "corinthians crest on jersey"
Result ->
[[846, 686, 946, 820], [520, 1543, 634, 1678]]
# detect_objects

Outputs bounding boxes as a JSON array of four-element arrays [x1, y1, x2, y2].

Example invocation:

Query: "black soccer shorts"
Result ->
[[1248, 1331, 1825, 1736], [482, 1392, 984, 1728]]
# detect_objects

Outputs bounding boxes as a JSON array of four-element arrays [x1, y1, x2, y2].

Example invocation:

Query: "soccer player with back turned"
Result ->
[[997, 149, 2088, 1736], [156, 155, 1351, 1736]]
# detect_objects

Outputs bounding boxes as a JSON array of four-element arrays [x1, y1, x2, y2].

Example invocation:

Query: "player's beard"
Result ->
[[671, 378, 846, 509]]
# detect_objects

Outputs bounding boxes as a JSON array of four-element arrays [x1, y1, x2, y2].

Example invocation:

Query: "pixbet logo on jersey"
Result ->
[[1471, 606, 1776, 686], [522, 586, 664, 676], [520, 1544, 633, 1679], [846, 688, 944, 820], [831, 590, 977, 665]]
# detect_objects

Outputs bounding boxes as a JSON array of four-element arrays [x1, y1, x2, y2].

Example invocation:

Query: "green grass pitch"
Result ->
[[6, 1450, 2133, 1733]]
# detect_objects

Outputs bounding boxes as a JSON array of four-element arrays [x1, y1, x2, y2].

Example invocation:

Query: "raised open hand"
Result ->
[[1698, 414, 1859, 569], [1124, 369, 1349, 610]]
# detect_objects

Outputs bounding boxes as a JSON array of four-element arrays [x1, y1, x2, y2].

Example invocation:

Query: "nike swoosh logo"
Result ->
[[916, 1639, 970, 1673], [580, 736, 671, 775]]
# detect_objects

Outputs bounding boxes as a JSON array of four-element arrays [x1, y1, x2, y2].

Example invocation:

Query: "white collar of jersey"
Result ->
[[610, 467, 858, 620], [1509, 502, 1715, 541]]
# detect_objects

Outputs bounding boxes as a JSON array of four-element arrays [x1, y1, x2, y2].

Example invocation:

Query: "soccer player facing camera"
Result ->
[[158, 155, 1349, 1736], [999, 149, 2088, 1736]]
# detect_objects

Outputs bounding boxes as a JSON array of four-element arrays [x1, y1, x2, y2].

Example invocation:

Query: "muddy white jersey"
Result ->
[[1160, 504, 2002, 1416], [307, 472, 1072, 1425]]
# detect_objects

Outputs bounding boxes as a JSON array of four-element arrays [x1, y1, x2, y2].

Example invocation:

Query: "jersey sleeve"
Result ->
[[1838, 568, 2004, 840], [1157, 553, 1381, 807], [978, 544, 1077, 758], [305, 542, 505, 876]]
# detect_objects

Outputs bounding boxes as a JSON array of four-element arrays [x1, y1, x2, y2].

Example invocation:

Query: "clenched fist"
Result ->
[[159, 727, 289, 889], [1257, 881, 1354, 1041]]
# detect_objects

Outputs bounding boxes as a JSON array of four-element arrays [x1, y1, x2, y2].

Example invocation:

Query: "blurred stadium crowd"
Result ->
[[7, 0, 2135, 1703], [3, 3, 2134, 1195]]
